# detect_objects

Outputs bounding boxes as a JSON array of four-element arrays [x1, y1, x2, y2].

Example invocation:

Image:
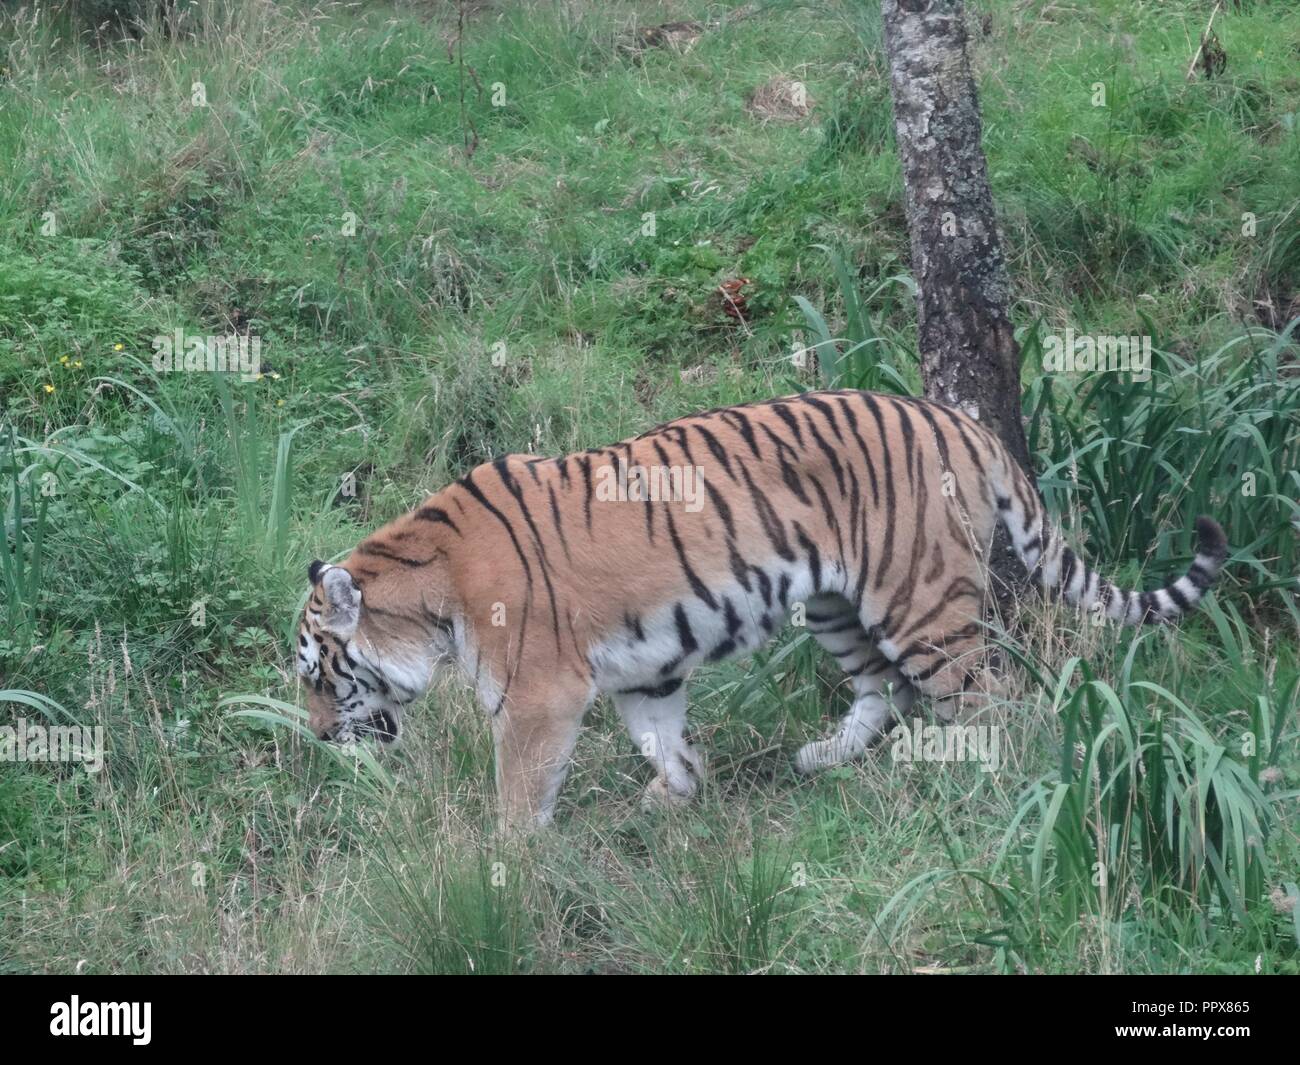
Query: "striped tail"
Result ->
[[995, 464, 1228, 625]]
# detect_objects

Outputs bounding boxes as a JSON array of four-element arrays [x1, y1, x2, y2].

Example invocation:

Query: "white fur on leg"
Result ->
[[613, 685, 703, 806], [795, 682, 915, 774]]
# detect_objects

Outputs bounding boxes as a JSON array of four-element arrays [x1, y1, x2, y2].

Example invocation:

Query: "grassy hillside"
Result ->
[[1, 0, 1297, 973]]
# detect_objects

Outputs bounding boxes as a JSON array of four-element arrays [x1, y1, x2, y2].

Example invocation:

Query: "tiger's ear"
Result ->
[[308, 559, 327, 585], [320, 566, 362, 639]]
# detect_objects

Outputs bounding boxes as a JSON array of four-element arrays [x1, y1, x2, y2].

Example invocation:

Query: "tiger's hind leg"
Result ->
[[794, 595, 916, 774], [613, 681, 704, 808], [879, 597, 1002, 723]]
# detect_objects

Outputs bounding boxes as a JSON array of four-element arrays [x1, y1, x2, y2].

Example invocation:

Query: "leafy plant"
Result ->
[[793, 246, 915, 394], [1, 427, 52, 660], [213, 376, 303, 572], [610, 819, 799, 974], [1025, 318, 1300, 615]]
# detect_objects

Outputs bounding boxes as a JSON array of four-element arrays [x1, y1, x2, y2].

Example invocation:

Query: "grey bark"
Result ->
[[880, 0, 1032, 601]]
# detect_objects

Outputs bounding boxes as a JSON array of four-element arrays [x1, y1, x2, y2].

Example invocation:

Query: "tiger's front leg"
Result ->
[[490, 675, 594, 829], [613, 682, 704, 808]]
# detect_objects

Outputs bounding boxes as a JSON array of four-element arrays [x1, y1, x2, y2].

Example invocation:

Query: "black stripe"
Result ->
[[770, 403, 805, 446], [835, 395, 880, 508], [1059, 547, 1077, 592], [415, 506, 462, 534], [547, 482, 572, 563], [706, 639, 737, 662], [795, 523, 822, 591], [693, 423, 737, 482], [728, 541, 753, 592], [355, 542, 439, 567], [721, 409, 762, 459], [423, 610, 456, 637], [801, 411, 846, 495], [577, 455, 594, 531], [905, 655, 948, 683], [455, 469, 537, 655], [1138, 591, 1158, 623], [912, 401, 969, 512], [674, 603, 698, 656], [493, 459, 563, 648], [704, 479, 736, 538], [800, 393, 846, 443], [921, 399, 987, 475], [887, 397, 918, 490], [739, 463, 795, 561], [654, 443, 718, 610], [723, 597, 743, 637], [861, 393, 896, 589], [662, 502, 718, 610], [620, 677, 683, 699], [642, 473, 657, 544], [760, 425, 812, 506]]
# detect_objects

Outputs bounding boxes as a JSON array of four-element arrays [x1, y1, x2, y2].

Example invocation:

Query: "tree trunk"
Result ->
[[880, 0, 1032, 603]]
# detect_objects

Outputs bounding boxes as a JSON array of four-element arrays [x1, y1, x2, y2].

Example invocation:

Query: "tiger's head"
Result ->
[[295, 559, 447, 745]]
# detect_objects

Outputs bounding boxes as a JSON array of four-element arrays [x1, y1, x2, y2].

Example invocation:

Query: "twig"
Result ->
[[1185, 1, 1223, 82], [455, 0, 479, 158]]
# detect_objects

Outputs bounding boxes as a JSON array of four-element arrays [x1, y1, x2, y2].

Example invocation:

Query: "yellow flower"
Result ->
[[43, 383, 55, 394], [270, 372, 282, 380], [59, 355, 70, 364], [113, 343, 124, 351], [276, 399, 285, 407], [73, 360, 83, 368]]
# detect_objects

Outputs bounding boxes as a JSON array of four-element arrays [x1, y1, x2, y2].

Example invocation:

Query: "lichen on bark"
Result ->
[[881, 0, 1033, 600]]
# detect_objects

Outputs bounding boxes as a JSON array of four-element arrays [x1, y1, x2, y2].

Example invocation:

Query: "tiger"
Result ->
[[295, 389, 1228, 827]]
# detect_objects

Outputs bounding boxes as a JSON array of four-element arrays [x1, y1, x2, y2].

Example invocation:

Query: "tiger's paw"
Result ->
[[639, 747, 704, 809], [640, 776, 694, 809], [794, 737, 848, 775], [795, 728, 870, 774]]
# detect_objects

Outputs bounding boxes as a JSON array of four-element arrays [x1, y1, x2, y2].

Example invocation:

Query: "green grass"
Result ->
[[1, 0, 1297, 974]]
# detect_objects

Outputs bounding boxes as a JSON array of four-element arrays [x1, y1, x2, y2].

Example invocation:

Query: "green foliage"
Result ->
[[0, 243, 155, 428], [0, 427, 51, 660], [880, 632, 1298, 973], [0, 0, 1297, 974], [1017, 652, 1275, 932], [369, 838, 535, 975], [1026, 320, 1300, 612], [793, 246, 916, 393], [614, 821, 798, 973]]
